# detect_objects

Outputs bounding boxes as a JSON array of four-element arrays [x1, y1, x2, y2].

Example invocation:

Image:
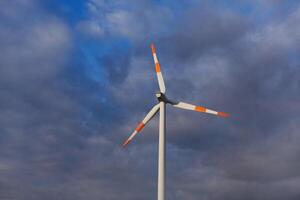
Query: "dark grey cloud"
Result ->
[[0, 0, 85, 199], [100, 47, 132, 85], [1, 0, 300, 200]]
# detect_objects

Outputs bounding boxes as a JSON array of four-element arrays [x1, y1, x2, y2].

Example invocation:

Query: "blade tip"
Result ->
[[219, 112, 230, 118], [122, 140, 130, 148], [150, 43, 155, 53]]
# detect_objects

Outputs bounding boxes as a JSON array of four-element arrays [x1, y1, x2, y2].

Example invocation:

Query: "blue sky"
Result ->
[[0, 0, 300, 199]]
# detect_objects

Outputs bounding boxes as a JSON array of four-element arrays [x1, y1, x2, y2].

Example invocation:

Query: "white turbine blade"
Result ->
[[172, 101, 229, 117], [122, 104, 160, 147], [151, 44, 166, 93]]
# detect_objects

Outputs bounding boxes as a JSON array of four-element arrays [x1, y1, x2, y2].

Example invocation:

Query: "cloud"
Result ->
[[0, 0, 82, 199], [77, 1, 300, 199], [1, 0, 300, 199], [76, 20, 105, 38], [104, 1, 300, 199], [0, 2, 71, 84], [77, 0, 176, 41]]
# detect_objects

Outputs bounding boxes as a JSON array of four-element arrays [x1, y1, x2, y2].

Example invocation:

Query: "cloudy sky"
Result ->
[[1, 0, 300, 199]]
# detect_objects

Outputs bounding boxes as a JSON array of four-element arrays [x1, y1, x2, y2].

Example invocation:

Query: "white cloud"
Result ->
[[76, 20, 105, 38], [247, 6, 300, 51], [76, 0, 175, 41]]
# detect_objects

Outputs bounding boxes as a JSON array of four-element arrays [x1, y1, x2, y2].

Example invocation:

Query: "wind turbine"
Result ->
[[122, 44, 229, 200]]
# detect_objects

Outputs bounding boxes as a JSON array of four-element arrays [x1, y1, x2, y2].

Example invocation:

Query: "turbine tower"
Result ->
[[122, 44, 229, 200]]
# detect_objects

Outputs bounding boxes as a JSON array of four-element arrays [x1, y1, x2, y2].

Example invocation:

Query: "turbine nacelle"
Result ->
[[155, 92, 172, 103]]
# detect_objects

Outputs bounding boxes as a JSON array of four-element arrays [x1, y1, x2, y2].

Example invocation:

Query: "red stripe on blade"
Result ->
[[135, 122, 145, 132], [195, 106, 206, 112], [155, 63, 161, 72]]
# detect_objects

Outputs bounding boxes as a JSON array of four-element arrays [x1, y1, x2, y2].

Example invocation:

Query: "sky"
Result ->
[[0, 0, 300, 199]]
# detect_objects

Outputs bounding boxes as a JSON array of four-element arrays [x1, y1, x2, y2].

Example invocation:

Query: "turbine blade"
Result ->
[[151, 43, 166, 93], [122, 104, 160, 148], [172, 101, 229, 117]]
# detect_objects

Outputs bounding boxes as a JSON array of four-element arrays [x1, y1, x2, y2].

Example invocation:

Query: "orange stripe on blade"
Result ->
[[155, 63, 161, 72], [195, 106, 206, 112], [151, 44, 156, 54], [218, 112, 229, 117], [135, 122, 145, 132]]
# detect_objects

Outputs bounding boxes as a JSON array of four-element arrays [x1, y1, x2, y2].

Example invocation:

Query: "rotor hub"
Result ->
[[155, 92, 170, 103]]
